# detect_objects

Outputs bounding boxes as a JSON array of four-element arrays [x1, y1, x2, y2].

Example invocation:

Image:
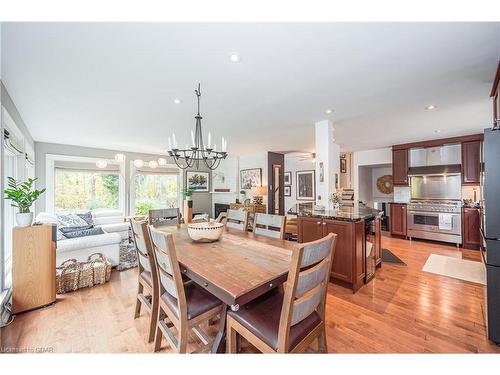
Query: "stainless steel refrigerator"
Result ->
[[481, 127, 500, 345]]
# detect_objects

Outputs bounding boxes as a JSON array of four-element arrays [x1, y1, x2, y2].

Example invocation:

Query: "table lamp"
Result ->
[[251, 186, 267, 205]]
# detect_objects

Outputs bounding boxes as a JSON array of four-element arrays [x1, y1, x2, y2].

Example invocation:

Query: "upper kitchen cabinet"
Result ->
[[461, 140, 481, 185], [492, 61, 500, 129], [392, 149, 409, 186]]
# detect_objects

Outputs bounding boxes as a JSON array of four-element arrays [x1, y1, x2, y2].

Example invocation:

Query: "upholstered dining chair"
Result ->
[[226, 209, 249, 231], [226, 233, 337, 353], [148, 208, 181, 228], [253, 213, 286, 239], [130, 219, 159, 343], [148, 226, 223, 353]]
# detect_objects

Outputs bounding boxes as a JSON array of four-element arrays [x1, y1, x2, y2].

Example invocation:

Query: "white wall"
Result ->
[[353, 147, 392, 205], [284, 154, 316, 212], [315, 120, 340, 209]]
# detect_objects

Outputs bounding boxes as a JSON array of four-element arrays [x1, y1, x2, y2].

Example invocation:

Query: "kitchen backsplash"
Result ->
[[394, 186, 411, 203]]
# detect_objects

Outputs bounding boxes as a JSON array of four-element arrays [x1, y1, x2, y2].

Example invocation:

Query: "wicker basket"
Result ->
[[56, 253, 112, 294]]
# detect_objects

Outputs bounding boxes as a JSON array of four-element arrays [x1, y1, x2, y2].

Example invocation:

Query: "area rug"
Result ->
[[381, 248, 406, 265], [422, 254, 486, 285], [116, 239, 138, 271]]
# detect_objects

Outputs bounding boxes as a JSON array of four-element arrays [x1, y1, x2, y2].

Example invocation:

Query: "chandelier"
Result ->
[[167, 83, 228, 170]]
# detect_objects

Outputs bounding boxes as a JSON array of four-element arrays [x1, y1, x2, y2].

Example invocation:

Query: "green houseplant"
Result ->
[[4, 177, 46, 227], [183, 188, 193, 201]]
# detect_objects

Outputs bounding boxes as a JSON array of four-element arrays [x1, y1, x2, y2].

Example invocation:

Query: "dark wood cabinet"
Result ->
[[461, 140, 481, 185], [297, 216, 367, 292], [392, 149, 409, 186], [390, 203, 407, 237], [462, 208, 481, 250], [492, 61, 500, 128], [297, 216, 325, 243]]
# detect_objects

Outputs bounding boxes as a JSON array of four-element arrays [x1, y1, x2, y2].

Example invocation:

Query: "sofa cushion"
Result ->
[[62, 227, 105, 239], [91, 209, 124, 218], [92, 216, 125, 226], [57, 232, 122, 253], [100, 222, 129, 234], [36, 212, 58, 224]]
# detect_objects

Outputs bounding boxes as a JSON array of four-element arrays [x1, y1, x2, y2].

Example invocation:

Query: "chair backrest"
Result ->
[[253, 213, 286, 239], [129, 219, 158, 288], [277, 233, 337, 352], [148, 208, 181, 228], [226, 209, 249, 231], [148, 226, 187, 321], [215, 212, 227, 224]]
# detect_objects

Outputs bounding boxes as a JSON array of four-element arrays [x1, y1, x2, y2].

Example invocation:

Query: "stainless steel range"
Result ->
[[407, 199, 462, 245]]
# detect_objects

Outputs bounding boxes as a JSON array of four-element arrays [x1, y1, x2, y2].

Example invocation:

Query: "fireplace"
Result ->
[[215, 203, 230, 219]]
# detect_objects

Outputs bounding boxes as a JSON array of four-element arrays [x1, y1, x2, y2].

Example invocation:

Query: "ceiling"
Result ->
[[2, 22, 499, 155]]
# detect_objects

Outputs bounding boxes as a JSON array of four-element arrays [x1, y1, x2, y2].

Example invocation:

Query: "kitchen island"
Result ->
[[288, 203, 382, 293]]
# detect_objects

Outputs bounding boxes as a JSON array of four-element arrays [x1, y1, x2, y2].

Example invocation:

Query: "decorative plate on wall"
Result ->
[[376, 175, 394, 195]]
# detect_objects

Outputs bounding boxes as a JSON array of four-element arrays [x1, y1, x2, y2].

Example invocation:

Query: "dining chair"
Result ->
[[226, 209, 249, 231], [253, 213, 286, 239], [130, 218, 159, 343], [226, 233, 337, 353], [148, 208, 181, 228], [148, 226, 223, 353], [215, 211, 228, 224]]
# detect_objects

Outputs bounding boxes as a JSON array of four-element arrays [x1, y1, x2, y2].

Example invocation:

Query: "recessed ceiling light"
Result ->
[[173, 99, 182, 104], [229, 53, 241, 63], [434, 129, 441, 134], [425, 105, 437, 110], [325, 109, 333, 114]]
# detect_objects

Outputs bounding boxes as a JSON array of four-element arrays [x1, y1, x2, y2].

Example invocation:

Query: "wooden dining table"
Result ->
[[155, 224, 296, 353]]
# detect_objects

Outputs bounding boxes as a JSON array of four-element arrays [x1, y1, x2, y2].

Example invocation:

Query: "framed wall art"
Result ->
[[240, 168, 262, 189], [296, 170, 315, 200]]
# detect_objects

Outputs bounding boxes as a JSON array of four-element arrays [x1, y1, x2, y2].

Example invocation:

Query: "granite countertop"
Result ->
[[288, 202, 382, 222]]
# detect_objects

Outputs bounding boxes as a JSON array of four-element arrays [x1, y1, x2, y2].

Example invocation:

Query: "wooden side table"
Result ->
[[12, 224, 57, 314]]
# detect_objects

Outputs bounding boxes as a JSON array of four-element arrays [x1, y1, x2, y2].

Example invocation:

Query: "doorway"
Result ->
[[267, 152, 285, 215]]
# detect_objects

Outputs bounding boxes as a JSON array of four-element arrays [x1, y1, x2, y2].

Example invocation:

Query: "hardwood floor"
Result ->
[[2, 234, 499, 353]]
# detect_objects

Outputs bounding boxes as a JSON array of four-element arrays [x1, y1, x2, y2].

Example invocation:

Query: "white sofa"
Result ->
[[36, 209, 129, 267]]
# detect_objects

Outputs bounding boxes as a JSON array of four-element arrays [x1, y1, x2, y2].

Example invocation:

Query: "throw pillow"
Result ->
[[76, 211, 94, 227], [62, 227, 105, 239], [57, 213, 89, 228], [56, 229, 66, 241]]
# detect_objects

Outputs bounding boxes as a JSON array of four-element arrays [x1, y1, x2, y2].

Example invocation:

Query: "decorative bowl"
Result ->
[[187, 222, 225, 243]]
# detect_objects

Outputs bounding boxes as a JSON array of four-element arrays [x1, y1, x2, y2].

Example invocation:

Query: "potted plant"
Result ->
[[239, 189, 246, 203], [183, 188, 193, 201], [4, 177, 46, 227]]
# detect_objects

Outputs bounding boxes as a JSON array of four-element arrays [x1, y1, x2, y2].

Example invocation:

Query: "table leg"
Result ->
[[211, 304, 228, 353]]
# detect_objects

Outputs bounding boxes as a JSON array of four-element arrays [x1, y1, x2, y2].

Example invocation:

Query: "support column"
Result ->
[[314, 120, 340, 210]]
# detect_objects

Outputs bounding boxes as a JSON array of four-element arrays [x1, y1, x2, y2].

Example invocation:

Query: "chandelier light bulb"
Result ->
[[207, 132, 211, 149], [96, 160, 108, 169]]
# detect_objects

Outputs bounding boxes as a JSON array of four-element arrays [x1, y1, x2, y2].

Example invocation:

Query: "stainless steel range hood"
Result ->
[[408, 144, 461, 176]]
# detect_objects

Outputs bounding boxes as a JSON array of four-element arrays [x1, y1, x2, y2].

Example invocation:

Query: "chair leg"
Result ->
[[318, 325, 328, 353], [178, 325, 188, 354], [134, 283, 144, 319], [148, 295, 159, 343], [226, 318, 238, 353], [153, 324, 162, 352]]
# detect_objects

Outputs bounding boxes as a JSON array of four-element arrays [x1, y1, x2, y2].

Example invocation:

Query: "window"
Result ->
[[134, 173, 179, 215], [54, 169, 120, 213], [3, 149, 18, 289]]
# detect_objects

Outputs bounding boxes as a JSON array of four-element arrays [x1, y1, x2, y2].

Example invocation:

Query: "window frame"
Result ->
[[46, 154, 126, 214], [129, 162, 182, 215]]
